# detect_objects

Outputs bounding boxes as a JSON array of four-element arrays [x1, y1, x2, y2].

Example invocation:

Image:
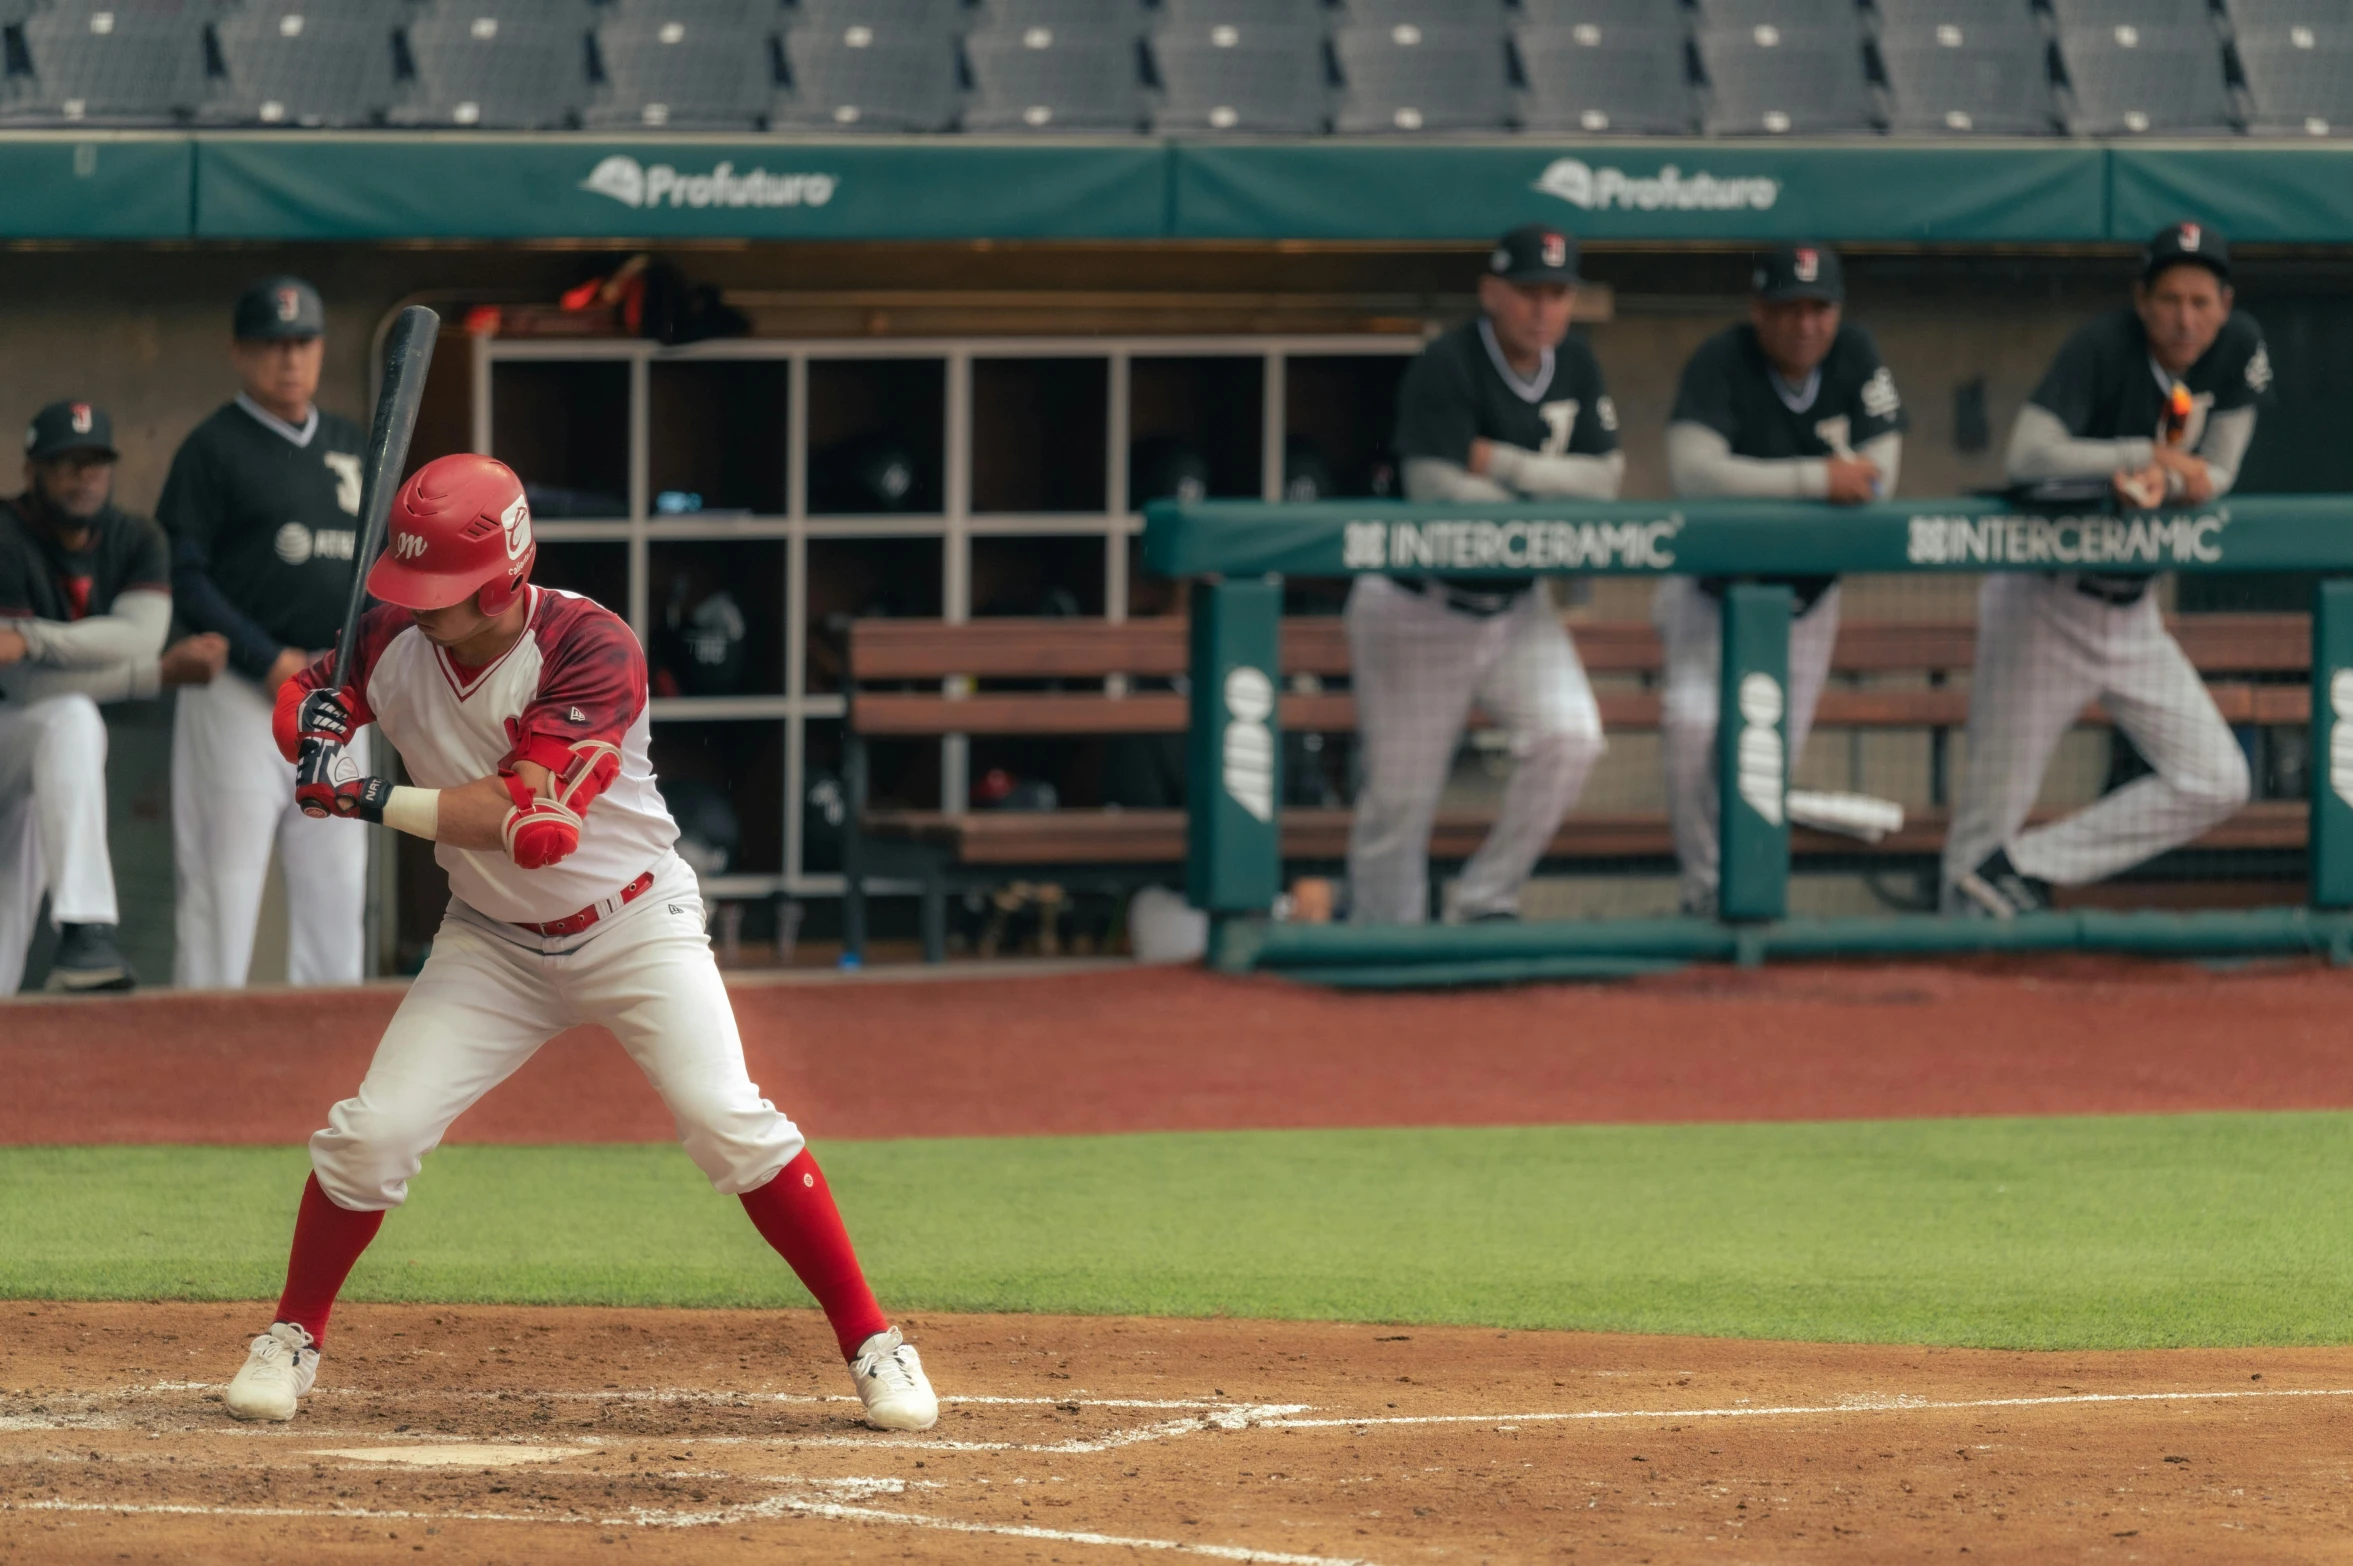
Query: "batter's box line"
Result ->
[[11, 1491, 1376, 1566], [1263, 1384, 2353, 1431], [134, 1380, 1276, 1412]]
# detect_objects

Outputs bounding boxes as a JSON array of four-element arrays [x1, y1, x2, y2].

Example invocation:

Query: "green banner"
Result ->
[[2111, 147, 2353, 244], [2313, 579, 2353, 910], [0, 135, 190, 239], [193, 135, 1171, 240], [1717, 584, 1792, 924], [1187, 577, 1283, 915], [1171, 142, 2107, 242], [1143, 496, 2353, 580]]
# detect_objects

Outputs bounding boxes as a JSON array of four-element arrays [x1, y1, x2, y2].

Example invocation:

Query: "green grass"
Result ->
[[6, 1113, 2353, 1350]]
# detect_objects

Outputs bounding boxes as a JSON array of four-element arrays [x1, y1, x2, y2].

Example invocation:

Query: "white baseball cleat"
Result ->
[[851, 1327, 938, 1431], [225, 1322, 319, 1422]]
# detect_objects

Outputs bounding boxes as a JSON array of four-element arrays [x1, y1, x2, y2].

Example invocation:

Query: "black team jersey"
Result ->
[[158, 399, 367, 683], [2027, 306, 2270, 447], [1392, 317, 1619, 598], [1670, 322, 1907, 612], [0, 497, 169, 626]]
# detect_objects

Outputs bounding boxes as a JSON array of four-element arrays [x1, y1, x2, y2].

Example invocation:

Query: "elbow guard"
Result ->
[[501, 771, 582, 868]]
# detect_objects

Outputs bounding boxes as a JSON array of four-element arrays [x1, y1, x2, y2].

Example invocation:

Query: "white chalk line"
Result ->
[[136, 1379, 1227, 1410], [1263, 1384, 2353, 1430]]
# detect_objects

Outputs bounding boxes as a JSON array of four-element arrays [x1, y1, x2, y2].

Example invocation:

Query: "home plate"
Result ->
[[311, 1444, 585, 1467]]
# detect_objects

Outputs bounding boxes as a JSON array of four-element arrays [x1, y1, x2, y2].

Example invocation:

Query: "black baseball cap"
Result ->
[[233, 275, 326, 341], [1488, 223, 1584, 287], [1752, 241, 1845, 304], [24, 399, 117, 462], [2143, 220, 2231, 287]]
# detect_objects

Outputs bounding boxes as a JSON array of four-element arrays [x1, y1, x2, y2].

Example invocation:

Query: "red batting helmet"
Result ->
[[367, 453, 536, 615]]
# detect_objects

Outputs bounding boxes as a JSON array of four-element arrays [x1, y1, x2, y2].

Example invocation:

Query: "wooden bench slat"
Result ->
[[859, 799, 2309, 867]]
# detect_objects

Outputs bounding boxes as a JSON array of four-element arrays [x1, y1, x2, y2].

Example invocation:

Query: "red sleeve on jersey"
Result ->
[[498, 593, 647, 817], [273, 606, 407, 760]]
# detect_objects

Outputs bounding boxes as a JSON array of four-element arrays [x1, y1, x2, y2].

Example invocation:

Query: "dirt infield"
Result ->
[[3, 1301, 2349, 1565], [9, 955, 2353, 1145]]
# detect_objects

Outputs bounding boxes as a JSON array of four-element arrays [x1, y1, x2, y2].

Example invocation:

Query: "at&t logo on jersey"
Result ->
[[1735, 672, 1785, 827], [275, 522, 356, 565], [1220, 665, 1276, 824]]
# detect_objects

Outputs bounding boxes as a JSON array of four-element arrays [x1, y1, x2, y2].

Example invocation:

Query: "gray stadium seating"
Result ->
[[2057, 22, 2233, 134], [1696, 24, 1873, 131], [789, 0, 962, 33], [1516, 23, 1696, 132], [610, 0, 775, 20], [9, 6, 207, 123], [1154, 0, 1325, 28], [1693, 0, 1863, 33], [588, 14, 771, 128], [1517, 0, 1687, 28], [2047, 0, 2220, 31], [2228, 0, 2353, 30], [963, 26, 1143, 130], [1869, 0, 2040, 32], [394, 6, 590, 128], [208, 7, 399, 126], [1879, 28, 2055, 132], [978, 0, 1145, 30], [2235, 21, 2353, 135], [1150, 26, 1326, 132], [1331, 21, 1512, 131], [774, 27, 957, 127], [1336, 0, 1512, 32]]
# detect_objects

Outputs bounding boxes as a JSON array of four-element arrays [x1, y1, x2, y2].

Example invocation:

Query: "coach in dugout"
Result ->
[[1659, 242, 1906, 916], [162, 277, 372, 989], [1943, 222, 2268, 918], [1346, 223, 1618, 925], [1, 400, 228, 993]]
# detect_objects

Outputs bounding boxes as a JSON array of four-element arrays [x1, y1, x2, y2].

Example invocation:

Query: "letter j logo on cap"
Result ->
[[1540, 232, 1567, 269], [2180, 223, 2202, 251], [69, 403, 92, 434], [276, 287, 301, 322], [1794, 248, 1820, 282]]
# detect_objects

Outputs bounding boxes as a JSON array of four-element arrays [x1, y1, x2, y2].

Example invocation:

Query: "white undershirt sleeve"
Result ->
[[2004, 403, 2156, 484], [1667, 422, 1828, 500], [10, 588, 170, 667], [1479, 444, 1625, 500], [2193, 405, 2256, 497], [1401, 456, 1516, 503]]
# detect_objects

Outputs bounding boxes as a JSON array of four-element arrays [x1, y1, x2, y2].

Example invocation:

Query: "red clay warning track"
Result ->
[[7, 956, 2352, 1146]]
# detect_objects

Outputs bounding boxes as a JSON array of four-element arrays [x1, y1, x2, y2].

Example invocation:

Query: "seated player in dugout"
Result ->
[[1346, 223, 1617, 924], [222, 454, 938, 1433], [0, 401, 227, 995], [1944, 221, 2269, 918], [1659, 242, 1906, 915]]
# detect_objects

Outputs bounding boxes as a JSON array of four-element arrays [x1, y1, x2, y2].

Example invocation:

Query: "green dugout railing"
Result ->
[[1143, 495, 2353, 978]]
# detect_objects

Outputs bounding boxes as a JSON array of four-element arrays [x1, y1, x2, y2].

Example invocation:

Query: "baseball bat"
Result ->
[[1786, 789, 1906, 844], [327, 304, 440, 695]]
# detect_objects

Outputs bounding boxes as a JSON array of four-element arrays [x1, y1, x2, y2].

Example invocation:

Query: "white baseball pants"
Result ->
[[0, 693, 120, 994], [1344, 576, 1606, 924], [1943, 574, 2250, 889], [308, 852, 806, 1211], [172, 670, 367, 989], [1654, 577, 1843, 910]]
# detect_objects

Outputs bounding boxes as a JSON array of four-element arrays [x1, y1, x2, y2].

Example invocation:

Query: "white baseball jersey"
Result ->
[[306, 586, 677, 925]]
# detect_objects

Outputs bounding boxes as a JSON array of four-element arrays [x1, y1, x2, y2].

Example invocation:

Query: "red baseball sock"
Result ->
[[272, 1173, 385, 1347], [739, 1149, 890, 1361]]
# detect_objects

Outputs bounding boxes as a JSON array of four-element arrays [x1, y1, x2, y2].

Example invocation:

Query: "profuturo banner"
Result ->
[[1168, 141, 2108, 242], [192, 135, 1171, 240]]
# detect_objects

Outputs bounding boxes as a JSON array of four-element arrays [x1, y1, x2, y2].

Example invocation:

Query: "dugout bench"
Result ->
[[839, 611, 2311, 964]]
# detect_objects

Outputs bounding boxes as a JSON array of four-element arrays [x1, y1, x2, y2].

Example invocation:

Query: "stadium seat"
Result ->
[[2057, 22, 2234, 134], [588, 15, 771, 129], [1150, 25, 1326, 132], [2228, 0, 2353, 31], [1154, 0, 1325, 27], [2047, 0, 2220, 32], [1696, 24, 1873, 132], [610, 0, 775, 19], [9, 6, 207, 124], [1692, 0, 1863, 33], [207, 7, 399, 127], [1331, 21, 1512, 132], [2235, 21, 2353, 136], [1878, 26, 2055, 132], [1337, 0, 1512, 32], [977, 0, 1146, 31], [1870, 0, 2040, 31], [774, 27, 957, 128], [1516, 24, 1697, 133], [394, 6, 591, 128], [790, 0, 964, 31], [963, 26, 1144, 131], [1517, 0, 1688, 29]]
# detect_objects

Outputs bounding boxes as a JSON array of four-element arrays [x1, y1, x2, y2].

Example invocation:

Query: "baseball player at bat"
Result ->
[[1658, 243, 1906, 914], [1944, 222, 2269, 916], [222, 454, 938, 1433], [1346, 223, 1618, 924]]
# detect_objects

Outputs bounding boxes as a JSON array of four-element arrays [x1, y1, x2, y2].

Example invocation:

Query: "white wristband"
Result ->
[[382, 786, 441, 841]]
